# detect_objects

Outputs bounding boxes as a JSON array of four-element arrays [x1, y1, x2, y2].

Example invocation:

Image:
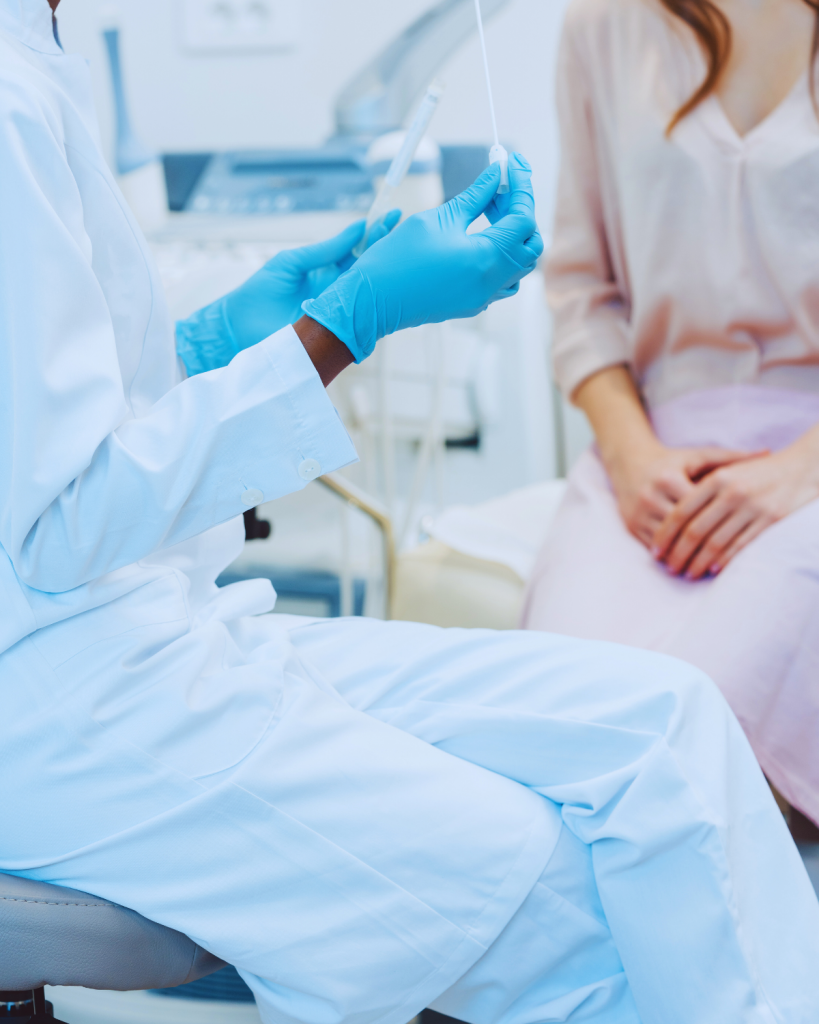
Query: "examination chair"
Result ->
[[0, 872, 225, 1021]]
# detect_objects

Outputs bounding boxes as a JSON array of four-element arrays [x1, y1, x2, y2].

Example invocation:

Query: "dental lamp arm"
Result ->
[[334, 0, 512, 138]]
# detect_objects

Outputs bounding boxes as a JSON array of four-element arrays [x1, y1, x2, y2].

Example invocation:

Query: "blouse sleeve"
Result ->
[[545, 17, 632, 400], [0, 75, 357, 594]]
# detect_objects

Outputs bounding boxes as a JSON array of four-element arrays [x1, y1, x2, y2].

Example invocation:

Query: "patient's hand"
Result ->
[[652, 435, 819, 579], [609, 443, 753, 550]]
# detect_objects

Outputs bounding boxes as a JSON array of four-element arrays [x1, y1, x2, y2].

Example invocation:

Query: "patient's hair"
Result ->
[[660, 0, 819, 132]]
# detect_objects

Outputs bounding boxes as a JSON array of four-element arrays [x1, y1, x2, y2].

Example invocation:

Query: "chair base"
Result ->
[[0, 988, 61, 1020]]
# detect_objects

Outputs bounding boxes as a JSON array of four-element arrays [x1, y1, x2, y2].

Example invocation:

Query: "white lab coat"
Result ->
[[2, 5, 819, 1024]]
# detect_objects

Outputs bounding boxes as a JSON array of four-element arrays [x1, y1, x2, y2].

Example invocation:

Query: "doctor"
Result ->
[[1, 2, 818, 1023]]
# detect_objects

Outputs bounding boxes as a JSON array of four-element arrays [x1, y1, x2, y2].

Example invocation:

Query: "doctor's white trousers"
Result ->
[[2, 616, 818, 1024]]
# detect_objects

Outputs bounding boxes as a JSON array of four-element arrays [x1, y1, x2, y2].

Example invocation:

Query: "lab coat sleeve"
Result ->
[[0, 78, 357, 594], [545, 17, 632, 401]]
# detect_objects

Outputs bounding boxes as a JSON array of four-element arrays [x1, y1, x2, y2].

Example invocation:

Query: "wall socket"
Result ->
[[180, 0, 299, 53]]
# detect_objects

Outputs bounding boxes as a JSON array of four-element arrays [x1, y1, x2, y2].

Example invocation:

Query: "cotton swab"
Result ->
[[473, 0, 509, 194]]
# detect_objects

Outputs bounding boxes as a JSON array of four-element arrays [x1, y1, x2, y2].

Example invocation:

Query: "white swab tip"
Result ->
[[490, 144, 510, 194]]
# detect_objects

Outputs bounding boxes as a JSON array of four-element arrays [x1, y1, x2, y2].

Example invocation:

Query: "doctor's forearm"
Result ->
[[294, 316, 355, 387]]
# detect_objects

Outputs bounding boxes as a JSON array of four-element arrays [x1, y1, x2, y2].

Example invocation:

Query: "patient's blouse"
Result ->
[[547, 0, 819, 406]]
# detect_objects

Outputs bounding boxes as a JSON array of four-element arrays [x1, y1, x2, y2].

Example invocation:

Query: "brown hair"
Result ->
[[661, 0, 819, 133]]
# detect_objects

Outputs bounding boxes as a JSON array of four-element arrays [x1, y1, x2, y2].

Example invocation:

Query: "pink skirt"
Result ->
[[522, 385, 819, 823]]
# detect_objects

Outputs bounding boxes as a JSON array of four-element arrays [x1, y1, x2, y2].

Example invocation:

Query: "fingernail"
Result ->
[[709, 564, 721, 576], [684, 571, 694, 580], [650, 546, 660, 558]]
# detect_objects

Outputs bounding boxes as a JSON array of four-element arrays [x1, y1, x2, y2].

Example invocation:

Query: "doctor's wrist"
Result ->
[[293, 315, 354, 387]]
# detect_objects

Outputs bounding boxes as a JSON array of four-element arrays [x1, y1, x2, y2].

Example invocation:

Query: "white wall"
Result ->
[[57, 0, 569, 227]]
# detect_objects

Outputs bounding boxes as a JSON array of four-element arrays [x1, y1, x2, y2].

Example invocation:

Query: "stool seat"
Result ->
[[0, 872, 225, 993]]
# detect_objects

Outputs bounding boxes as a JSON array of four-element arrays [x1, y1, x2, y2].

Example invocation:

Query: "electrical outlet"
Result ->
[[180, 0, 299, 53]]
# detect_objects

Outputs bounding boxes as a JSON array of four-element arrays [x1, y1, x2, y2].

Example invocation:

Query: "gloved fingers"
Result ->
[[337, 210, 401, 272], [490, 261, 538, 302], [368, 209, 402, 245], [489, 282, 521, 303], [521, 224, 545, 262], [483, 154, 534, 226], [510, 152, 533, 177], [483, 152, 522, 223], [481, 154, 541, 263], [485, 217, 544, 270], [502, 281, 522, 297], [506, 153, 536, 220], [444, 162, 503, 228], [282, 220, 368, 273]]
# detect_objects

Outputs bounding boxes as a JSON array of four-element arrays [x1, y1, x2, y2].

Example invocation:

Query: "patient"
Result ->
[[523, 0, 819, 825]]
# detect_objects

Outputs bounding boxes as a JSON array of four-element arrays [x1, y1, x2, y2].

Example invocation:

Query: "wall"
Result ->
[[57, 0, 570, 227]]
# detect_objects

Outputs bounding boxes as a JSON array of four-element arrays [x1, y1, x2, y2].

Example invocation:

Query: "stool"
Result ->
[[0, 873, 226, 1022]]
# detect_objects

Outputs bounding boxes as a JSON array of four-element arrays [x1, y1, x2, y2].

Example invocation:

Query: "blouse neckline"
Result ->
[[700, 71, 810, 151]]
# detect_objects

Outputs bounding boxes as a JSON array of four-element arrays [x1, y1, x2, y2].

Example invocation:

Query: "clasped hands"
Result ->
[[613, 434, 819, 579]]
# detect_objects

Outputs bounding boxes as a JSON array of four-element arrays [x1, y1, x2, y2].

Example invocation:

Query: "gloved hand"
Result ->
[[176, 213, 400, 377], [302, 152, 543, 363]]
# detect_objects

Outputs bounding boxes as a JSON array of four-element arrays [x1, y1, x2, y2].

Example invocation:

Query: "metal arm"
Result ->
[[317, 474, 396, 619], [334, 0, 513, 139]]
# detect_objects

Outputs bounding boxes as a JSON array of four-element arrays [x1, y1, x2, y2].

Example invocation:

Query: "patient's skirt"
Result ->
[[522, 384, 819, 823]]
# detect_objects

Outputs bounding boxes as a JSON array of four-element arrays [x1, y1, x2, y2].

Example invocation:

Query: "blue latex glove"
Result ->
[[302, 153, 543, 363], [176, 213, 400, 377]]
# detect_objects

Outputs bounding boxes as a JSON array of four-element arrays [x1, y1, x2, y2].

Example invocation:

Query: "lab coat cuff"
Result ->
[[256, 324, 359, 479]]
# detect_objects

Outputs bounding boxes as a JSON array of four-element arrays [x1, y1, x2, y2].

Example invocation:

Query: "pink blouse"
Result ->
[[546, 0, 819, 407]]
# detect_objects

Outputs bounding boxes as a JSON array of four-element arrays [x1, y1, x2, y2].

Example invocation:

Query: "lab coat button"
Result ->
[[241, 488, 264, 507], [298, 458, 322, 481]]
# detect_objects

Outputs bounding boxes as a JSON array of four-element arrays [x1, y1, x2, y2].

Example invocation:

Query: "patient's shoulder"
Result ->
[[562, 0, 672, 65], [564, 0, 659, 27]]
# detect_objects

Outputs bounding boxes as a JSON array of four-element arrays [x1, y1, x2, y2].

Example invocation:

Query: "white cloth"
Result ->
[[2, 5, 819, 1024], [428, 481, 569, 581], [547, 0, 819, 405], [6, 612, 819, 1024]]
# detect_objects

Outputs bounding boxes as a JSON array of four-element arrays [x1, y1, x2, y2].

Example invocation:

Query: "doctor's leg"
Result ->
[[287, 617, 819, 1024], [431, 821, 641, 1024]]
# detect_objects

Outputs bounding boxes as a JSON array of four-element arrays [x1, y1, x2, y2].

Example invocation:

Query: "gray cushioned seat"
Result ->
[[0, 872, 226, 992]]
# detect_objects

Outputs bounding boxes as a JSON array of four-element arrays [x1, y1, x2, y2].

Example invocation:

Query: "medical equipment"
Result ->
[[352, 84, 444, 258], [156, 0, 512, 221], [101, 15, 153, 176], [100, 4, 168, 232], [473, 0, 509, 193], [171, 148, 375, 217], [336, 0, 512, 139]]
